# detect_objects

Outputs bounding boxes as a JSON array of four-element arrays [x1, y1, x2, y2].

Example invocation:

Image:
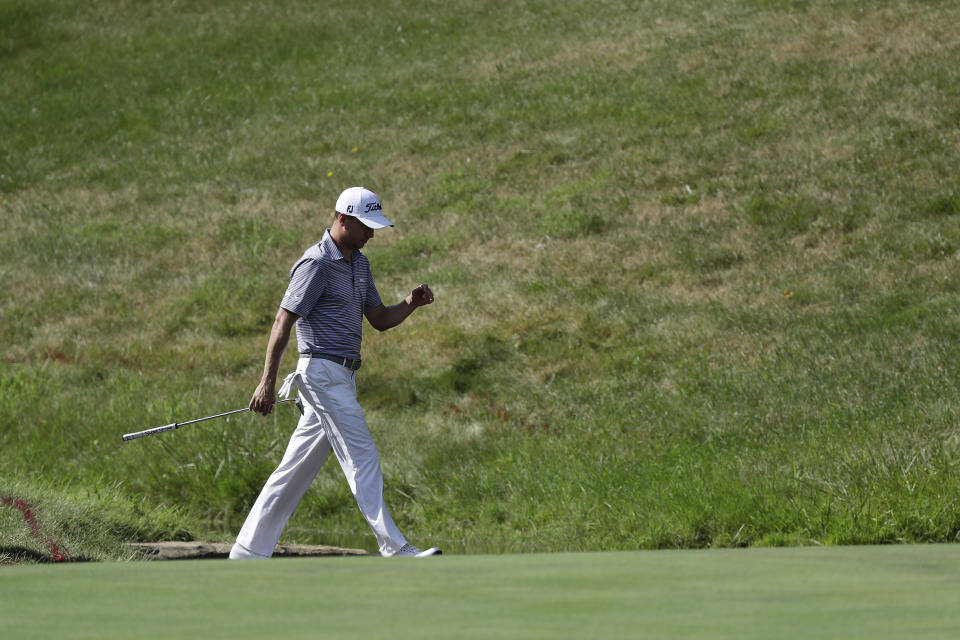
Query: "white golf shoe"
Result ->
[[228, 543, 269, 560], [393, 543, 442, 557]]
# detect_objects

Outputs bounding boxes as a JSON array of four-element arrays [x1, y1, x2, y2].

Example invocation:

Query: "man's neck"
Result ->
[[329, 227, 352, 261]]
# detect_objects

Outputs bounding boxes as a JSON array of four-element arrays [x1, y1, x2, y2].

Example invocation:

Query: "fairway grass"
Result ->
[[2, 546, 958, 639]]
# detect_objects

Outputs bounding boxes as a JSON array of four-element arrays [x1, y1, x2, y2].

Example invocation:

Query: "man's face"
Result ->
[[340, 214, 375, 250]]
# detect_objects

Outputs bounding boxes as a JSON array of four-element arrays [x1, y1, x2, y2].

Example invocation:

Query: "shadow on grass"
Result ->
[[0, 546, 92, 564]]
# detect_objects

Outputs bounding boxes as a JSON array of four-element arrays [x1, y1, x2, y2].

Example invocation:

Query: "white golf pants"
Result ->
[[231, 356, 408, 558]]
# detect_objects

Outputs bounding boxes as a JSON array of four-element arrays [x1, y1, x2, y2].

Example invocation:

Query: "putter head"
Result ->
[[294, 396, 304, 415]]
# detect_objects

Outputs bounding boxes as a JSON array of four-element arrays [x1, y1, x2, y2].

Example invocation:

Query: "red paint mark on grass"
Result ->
[[1, 496, 69, 562]]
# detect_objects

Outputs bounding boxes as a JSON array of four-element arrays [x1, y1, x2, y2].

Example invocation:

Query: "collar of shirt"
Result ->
[[319, 228, 365, 264], [319, 229, 344, 261]]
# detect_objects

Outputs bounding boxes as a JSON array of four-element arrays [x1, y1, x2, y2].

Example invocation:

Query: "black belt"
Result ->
[[309, 353, 362, 371]]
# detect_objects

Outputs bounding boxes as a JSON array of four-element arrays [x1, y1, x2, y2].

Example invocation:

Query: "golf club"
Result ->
[[121, 397, 304, 442]]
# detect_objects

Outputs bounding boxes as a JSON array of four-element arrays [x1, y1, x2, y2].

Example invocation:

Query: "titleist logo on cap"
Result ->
[[344, 201, 382, 214]]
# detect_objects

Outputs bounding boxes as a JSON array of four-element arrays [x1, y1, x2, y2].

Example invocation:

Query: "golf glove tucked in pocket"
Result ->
[[278, 371, 302, 400]]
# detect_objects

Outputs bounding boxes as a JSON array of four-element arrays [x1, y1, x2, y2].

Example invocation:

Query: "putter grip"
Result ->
[[122, 422, 179, 441]]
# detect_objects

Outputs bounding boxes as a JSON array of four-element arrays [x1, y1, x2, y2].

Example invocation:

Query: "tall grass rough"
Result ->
[[2, 0, 960, 555]]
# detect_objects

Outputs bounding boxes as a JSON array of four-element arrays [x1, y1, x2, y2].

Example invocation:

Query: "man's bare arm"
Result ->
[[365, 284, 435, 332], [250, 307, 299, 415]]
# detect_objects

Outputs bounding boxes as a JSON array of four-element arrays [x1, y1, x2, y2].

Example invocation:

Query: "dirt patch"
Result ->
[[127, 541, 370, 560], [1, 496, 69, 562]]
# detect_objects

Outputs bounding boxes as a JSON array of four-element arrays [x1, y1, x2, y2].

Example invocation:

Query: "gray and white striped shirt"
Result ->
[[280, 230, 383, 360]]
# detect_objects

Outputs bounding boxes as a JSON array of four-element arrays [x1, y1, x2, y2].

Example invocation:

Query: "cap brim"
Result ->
[[355, 214, 394, 229]]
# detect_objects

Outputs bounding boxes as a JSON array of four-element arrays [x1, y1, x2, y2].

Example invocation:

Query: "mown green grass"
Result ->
[[2, 0, 960, 555], [2, 546, 960, 639]]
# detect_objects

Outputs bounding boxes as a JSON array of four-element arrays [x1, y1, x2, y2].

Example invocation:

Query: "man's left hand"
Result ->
[[409, 283, 435, 307]]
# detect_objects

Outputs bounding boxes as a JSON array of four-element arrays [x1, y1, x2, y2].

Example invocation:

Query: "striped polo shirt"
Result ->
[[280, 230, 383, 360]]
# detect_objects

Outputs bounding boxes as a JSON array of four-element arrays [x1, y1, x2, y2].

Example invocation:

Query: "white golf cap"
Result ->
[[335, 187, 394, 229]]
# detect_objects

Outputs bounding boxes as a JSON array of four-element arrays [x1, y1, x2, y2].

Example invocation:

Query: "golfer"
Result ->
[[229, 187, 441, 559]]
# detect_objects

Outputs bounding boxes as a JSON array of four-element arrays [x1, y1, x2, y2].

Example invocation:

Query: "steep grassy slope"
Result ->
[[2, 0, 960, 555]]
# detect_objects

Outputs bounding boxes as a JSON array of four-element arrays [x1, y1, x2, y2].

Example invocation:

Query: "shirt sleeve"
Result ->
[[364, 271, 383, 310], [280, 258, 326, 316]]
